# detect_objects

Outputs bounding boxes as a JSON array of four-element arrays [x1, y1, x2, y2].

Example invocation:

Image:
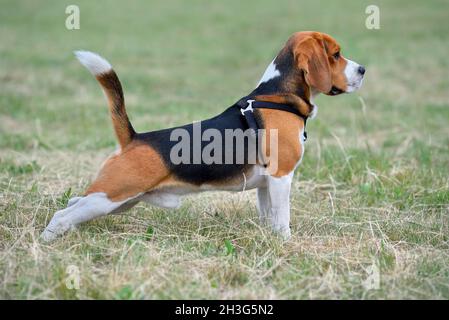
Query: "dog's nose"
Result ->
[[358, 65, 366, 75]]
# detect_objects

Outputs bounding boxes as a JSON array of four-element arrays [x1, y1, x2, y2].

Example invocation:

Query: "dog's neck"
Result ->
[[248, 51, 318, 118]]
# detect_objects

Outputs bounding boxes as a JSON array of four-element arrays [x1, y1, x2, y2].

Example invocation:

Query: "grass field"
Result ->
[[1, 0, 449, 299]]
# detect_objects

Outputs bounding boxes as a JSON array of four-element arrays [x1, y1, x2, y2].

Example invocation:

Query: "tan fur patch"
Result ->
[[85, 141, 169, 201], [256, 109, 304, 177]]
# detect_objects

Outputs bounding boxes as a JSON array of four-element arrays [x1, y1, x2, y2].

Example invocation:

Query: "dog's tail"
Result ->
[[74, 51, 135, 149]]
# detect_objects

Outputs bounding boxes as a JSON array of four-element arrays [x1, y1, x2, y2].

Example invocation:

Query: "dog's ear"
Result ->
[[294, 36, 332, 93]]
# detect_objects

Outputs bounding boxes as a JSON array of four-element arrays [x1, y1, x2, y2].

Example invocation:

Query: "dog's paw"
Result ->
[[40, 212, 72, 242], [40, 228, 58, 242], [272, 225, 291, 241], [279, 228, 291, 241]]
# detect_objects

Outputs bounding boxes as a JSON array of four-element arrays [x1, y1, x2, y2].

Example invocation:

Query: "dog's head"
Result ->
[[289, 31, 365, 95]]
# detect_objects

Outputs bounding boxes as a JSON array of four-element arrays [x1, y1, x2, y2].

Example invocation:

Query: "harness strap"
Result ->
[[235, 99, 309, 141]]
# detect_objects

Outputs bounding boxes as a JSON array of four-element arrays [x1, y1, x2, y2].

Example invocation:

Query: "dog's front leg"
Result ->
[[266, 173, 293, 239], [256, 187, 269, 224]]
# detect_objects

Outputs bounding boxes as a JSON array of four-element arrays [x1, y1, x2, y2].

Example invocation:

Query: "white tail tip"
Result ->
[[74, 50, 112, 75]]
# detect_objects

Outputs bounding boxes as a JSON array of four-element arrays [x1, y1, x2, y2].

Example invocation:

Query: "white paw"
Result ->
[[272, 225, 291, 240], [40, 212, 72, 242], [280, 228, 291, 240], [40, 228, 58, 242]]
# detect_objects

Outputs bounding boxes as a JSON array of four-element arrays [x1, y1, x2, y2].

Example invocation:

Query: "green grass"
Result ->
[[1, 0, 449, 299]]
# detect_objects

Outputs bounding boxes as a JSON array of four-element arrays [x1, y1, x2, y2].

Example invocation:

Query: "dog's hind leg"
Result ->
[[41, 192, 138, 242], [141, 191, 181, 209], [67, 196, 82, 207], [41, 143, 170, 242]]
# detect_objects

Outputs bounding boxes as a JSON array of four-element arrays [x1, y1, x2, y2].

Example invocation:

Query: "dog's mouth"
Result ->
[[345, 78, 364, 93], [328, 86, 345, 96], [329, 77, 364, 95]]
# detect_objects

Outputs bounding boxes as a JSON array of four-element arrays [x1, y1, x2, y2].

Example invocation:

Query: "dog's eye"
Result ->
[[333, 51, 340, 60]]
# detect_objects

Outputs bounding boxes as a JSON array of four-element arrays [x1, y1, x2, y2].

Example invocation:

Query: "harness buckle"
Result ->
[[240, 99, 255, 115]]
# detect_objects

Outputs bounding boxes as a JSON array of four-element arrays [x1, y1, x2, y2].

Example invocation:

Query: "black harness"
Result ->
[[235, 98, 309, 142]]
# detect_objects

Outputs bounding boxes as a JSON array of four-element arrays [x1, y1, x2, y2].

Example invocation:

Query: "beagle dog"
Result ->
[[41, 31, 365, 241]]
